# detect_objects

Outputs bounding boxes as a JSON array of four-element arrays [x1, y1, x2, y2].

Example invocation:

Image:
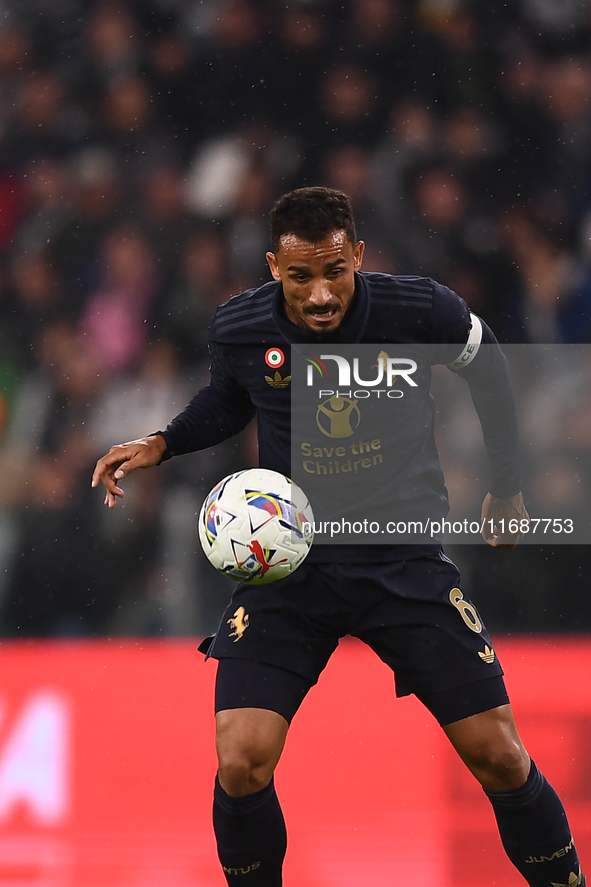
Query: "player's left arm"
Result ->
[[445, 313, 529, 547]]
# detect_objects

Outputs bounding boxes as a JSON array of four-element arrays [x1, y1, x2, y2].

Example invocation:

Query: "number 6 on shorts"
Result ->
[[449, 587, 482, 633]]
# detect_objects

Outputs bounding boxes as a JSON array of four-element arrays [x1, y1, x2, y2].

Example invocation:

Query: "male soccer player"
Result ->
[[92, 187, 585, 887]]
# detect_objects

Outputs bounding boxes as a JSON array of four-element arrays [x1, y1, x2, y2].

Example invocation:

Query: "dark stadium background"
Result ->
[[0, 1, 589, 884]]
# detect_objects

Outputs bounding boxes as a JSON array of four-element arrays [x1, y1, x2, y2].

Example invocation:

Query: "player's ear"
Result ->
[[266, 251, 281, 281], [353, 241, 365, 271]]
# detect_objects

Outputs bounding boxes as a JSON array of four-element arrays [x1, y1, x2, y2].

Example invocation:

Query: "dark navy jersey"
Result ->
[[159, 272, 520, 562]]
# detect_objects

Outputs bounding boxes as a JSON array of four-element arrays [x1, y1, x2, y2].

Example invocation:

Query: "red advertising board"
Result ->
[[0, 637, 588, 886]]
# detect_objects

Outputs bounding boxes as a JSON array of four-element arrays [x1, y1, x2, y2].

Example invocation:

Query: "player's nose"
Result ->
[[308, 280, 333, 305]]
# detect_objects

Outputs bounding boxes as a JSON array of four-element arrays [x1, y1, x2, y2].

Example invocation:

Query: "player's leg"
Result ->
[[442, 701, 529, 791], [444, 704, 585, 887], [212, 658, 314, 887], [349, 554, 585, 887], [216, 706, 288, 797], [202, 567, 341, 885], [214, 707, 288, 886]]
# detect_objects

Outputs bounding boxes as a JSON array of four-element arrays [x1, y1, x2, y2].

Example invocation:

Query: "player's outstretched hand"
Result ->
[[481, 492, 529, 548], [91, 435, 168, 508]]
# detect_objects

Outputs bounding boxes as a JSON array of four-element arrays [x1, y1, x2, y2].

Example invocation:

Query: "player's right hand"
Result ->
[[91, 435, 168, 508]]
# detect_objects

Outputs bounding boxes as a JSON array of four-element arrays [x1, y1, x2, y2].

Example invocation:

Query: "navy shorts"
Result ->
[[202, 552, 508, 726]]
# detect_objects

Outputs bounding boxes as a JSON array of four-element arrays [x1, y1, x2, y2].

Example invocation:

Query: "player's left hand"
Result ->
[[481, 492, 529, 548]]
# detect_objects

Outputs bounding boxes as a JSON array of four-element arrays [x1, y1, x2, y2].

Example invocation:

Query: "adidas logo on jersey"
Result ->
[[265, 371, 291, 388], [478, 645, 495, 664]]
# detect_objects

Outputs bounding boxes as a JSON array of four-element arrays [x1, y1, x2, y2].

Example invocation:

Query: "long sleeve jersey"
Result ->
[[159, 272, 520, 562]]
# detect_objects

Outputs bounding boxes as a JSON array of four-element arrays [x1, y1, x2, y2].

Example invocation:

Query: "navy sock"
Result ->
[[486, 761, 585, 886], [213, 776, 286, 886]]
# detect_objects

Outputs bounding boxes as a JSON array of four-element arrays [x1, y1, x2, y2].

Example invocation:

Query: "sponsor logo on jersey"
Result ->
[[316, 395, 361, 439], [478, 644, 496, 664], [227, 606, 250, 642], [265, 370, 291, 388]]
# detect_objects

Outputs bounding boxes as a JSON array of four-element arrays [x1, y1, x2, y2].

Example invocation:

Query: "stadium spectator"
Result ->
[[0, 0, 590, 636], [80, 222, 160, 376]]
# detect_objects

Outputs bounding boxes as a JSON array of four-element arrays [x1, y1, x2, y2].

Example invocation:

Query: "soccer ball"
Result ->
[[198, 468, 314, 584]]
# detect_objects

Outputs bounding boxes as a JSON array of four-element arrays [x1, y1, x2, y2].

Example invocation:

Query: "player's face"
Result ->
[[266, 230, 364, 334]]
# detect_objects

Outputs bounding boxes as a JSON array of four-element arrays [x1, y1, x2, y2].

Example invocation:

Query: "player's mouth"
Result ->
[[305, 305, 341, 324]]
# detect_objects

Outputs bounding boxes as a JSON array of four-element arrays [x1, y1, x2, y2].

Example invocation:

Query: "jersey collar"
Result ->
[[272, 272, 371, 344]]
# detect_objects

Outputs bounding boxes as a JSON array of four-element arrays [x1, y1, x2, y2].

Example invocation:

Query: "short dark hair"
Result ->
[[269, 186, 357, 252]]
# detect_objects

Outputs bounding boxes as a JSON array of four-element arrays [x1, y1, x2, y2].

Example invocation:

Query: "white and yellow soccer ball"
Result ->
[[198, 468, 314, 584]]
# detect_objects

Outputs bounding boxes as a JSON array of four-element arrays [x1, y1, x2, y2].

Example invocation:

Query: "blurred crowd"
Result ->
[[0, 0, 590, 637]]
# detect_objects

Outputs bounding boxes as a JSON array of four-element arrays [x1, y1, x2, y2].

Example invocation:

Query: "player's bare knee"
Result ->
[[445, 705, 530, 791], [217, 748, 273, 797], [217, 754, 253, 796], [216, 731, 277, 796], [215, 708, 288, 797], [472, 742, 530, 791]]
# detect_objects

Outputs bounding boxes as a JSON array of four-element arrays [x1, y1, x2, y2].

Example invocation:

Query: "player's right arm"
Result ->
[[91, 434, 168, 508], [92, 341, 256, 507], [159, 342, 255, 461]]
